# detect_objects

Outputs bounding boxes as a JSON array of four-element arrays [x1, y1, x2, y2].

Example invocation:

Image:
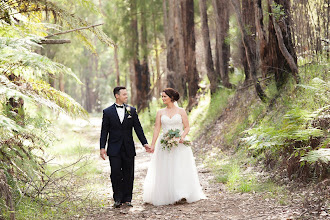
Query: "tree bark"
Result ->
[[114, 45, 120, 86], [230, 0, 267, 102], [39, 39, 71, 44], [181, 0, 199, 110], [212, 0, 232, 88], [241, 0, 256, 83], [165, 0, 186, 98], [130, 0, 141, 107], [254, 0, 268, 78], [199, 0, 218, 94], [256, 0, 298, 89], [269, 0, 299, 84], [152, 11, 161, 98], [59, 73, 64, 92], [138, 3, 151, 111]]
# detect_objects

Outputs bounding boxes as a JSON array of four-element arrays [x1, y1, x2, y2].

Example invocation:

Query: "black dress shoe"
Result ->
[[113, 201, 121, 208], [125, 202, 133, 207]]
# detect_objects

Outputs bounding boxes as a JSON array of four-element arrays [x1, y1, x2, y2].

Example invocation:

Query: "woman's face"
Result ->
[[161, 92, 172, 105]]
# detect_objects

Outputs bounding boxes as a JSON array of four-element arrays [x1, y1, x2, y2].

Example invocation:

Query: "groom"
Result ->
[[100, 86, 150, 208]]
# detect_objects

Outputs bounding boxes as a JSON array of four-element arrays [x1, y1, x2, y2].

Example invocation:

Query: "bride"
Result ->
[[143, 88, 206, 206]]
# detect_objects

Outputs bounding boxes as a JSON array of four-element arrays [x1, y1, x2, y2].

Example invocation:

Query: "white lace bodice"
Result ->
[[161, 113, 183, 133]]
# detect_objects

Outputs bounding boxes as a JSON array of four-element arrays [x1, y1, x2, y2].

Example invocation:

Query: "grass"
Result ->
[[8, 113, 104, 220], [189, 88, 234, 140]]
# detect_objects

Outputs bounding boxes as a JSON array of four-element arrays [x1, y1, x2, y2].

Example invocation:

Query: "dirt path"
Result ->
[[78, 117, 309, 220]]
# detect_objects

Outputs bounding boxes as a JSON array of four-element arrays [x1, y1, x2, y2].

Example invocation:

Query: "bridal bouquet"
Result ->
[[160, 129, 190, 151]]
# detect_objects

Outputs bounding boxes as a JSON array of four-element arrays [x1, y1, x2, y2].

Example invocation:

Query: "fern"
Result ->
[[300, 148, 330, 163], [1, 0, 114, 52]]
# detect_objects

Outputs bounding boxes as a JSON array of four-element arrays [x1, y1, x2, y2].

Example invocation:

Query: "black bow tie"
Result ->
[[115, 104, 124, 108]]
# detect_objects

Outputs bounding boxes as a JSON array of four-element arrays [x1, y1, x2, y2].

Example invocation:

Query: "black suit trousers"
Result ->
[[109, 145, 135, 203]]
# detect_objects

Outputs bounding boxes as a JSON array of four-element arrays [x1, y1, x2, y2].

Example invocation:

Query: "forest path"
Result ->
[[79, 117, 304, 220]]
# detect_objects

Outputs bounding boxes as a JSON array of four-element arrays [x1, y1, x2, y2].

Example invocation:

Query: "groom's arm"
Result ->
[[132, 108, 148, 146], [100, 110, 110, 159]]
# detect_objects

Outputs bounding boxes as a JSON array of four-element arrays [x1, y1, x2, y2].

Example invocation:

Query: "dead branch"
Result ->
[[40, 39, 71, 44], [45, 23, 104, 38]]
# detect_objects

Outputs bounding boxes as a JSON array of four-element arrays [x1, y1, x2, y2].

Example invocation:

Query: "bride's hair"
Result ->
[[163, 88, 180, 102]]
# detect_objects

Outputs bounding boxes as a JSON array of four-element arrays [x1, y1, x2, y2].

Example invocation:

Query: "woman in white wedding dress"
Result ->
[[143, 88, 206, 206]]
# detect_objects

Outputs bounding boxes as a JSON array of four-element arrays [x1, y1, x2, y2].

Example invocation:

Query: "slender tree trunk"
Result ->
[[181, 0, 199, 110], [152, 12, 161, 98], [114, 45, 120, 86], [199, 0, 218, 94], [59, 73, 64, 92], [129, 61, 136, 106], [93, 50, 101, 112], [213, 0, 232, 88]]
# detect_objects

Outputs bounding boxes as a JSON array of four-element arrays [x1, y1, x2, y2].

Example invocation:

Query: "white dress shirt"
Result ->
[[115, 104, 125, 123]]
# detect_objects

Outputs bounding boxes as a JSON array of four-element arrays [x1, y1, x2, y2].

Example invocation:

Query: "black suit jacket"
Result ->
[[100, 104, 147, 157]]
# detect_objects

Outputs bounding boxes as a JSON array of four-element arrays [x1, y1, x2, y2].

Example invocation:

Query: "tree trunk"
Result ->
[[85, 69, 92, 112], [114, 45, 120, 86], [230, 0, 267, 102], [181, 0, 199, 110], [130, 0, 141, 107], [59, 73, 64, 92], [138, 4, 151, 111], [152, 11, 161, 99], [241, 0, 256, 83], [256, 0, 298, 89], [269, 0, 299, 85], [199, 0, 218, 94], [255, 0, 268, 78], [212, 0, 232, 88], [165, 0, 187, 98]]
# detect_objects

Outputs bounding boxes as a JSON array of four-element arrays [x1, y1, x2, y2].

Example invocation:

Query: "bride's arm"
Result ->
[[150, 110, 162, 152], [180, 109, 190, 143]]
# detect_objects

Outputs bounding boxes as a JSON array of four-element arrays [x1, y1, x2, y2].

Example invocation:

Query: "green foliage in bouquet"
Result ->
[[160, 129, 191, 151]]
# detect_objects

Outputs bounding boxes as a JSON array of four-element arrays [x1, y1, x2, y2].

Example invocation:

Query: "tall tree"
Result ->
[[138, 0, 151, 110], [241, 0, 256, 83], [255, 0, 299, 89], [181, 0, 199, 109], [199, 0, 219, 94], [130, 0, 141, 107], [230, 0, 267, 102], [165, 0, 187, 98], [213, 0, 232, 88]]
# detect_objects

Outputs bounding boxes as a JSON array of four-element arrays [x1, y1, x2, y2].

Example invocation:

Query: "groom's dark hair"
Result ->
[[113, 86, 126, 97]]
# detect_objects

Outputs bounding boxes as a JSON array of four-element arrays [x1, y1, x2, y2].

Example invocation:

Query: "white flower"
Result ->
[[126, 106, 131, 115]]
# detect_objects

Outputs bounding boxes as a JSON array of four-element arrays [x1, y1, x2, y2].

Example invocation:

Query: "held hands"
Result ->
[[179, 136, 185, 144], [144, 144, 154, 153]]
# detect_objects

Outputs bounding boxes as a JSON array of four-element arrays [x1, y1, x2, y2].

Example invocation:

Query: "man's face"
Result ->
[[115, 89, 128, 104]]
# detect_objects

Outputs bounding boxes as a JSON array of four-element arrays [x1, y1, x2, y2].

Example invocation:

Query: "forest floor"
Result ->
[[53, 88, 328, 220], [67, 116, 326, 220]]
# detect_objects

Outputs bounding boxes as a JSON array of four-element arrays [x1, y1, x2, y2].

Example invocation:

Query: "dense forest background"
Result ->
[[0, 0, 329, 219]]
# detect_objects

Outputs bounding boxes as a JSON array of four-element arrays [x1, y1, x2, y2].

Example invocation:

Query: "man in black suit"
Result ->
[[100, 86, 150, 208]]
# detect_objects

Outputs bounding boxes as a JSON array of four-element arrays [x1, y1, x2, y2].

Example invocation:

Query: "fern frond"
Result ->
[[0, 36, 82, 83], [300, 148, 330, 163], [0, 75, 88, 118]]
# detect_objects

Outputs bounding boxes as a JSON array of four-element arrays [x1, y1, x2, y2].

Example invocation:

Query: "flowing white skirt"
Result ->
[[143, 135, 206, 206]]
